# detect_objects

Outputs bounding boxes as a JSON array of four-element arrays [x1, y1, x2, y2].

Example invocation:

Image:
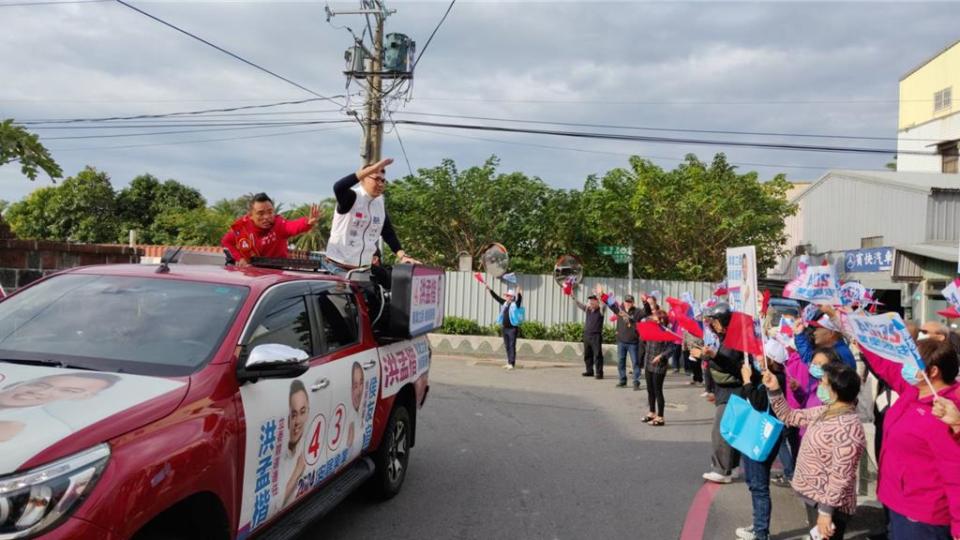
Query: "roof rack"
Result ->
[[249, 257, 331, 274]]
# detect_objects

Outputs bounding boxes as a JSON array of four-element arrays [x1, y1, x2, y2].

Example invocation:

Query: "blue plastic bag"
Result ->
[[720, 394, 784, 461]]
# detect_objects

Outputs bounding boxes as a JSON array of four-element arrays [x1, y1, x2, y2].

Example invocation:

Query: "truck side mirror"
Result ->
[[237, 343, 310, 383]]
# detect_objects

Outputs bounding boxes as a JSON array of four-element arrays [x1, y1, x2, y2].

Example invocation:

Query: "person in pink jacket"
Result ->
[[862, 339, 960, 540]]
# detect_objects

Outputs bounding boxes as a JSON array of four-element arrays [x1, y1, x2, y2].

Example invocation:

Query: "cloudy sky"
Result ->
[[1, 0, 956, 207]]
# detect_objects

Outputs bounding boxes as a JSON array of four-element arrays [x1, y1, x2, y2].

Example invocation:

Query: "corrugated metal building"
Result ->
[[770, 169, 960, 322]]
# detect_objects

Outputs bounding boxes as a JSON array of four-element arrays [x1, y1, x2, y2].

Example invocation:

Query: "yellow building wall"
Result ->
[[899, 41, 960, 131]]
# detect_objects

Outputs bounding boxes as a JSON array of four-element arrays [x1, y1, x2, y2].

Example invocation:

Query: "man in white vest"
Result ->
[[323, 158, 418, 274]]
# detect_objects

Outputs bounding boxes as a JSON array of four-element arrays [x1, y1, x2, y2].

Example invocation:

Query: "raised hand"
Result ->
[[357, 158, 394, 181], [307, 203, 322, 227]]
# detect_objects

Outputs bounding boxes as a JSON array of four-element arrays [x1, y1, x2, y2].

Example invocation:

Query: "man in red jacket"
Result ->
[[221, 193, 320, 267]]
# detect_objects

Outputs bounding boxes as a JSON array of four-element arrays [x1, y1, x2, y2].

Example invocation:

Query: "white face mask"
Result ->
[[917, 333, 930, 341]]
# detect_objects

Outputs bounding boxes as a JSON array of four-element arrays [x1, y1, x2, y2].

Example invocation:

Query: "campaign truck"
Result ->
[[0, 255, 443, 539]]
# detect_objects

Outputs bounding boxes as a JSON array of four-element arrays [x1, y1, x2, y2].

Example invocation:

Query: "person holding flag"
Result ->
[[571, 285, 608, 379], [691, 301, 747, 484], [598, 286, 649, 390], [483, 279, 523, 370], [640, 310, 680, 426], [795, 308, 856, 370], [856, 330, 960, 539]]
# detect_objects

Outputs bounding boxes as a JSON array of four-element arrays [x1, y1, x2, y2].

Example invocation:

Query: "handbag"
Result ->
[[720, 394, 784, 461]]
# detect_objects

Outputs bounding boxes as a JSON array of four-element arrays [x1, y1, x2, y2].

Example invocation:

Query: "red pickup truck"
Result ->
[[0, 258, 444, 539]]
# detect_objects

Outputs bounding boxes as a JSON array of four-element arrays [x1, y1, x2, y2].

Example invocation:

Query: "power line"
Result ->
[[393, 110, 937, 143], [387, 112, 414, 177], [29, 120, 351, 130], [0, 0, 108, 6], [19, 99, 344, 125], [402, 126, 841, 172], [412, 0, 455, 70], [112, 0, 343, 105], [42, 120, 353, 140], [389, 119, 928, 156], [410, 96, 920, 106], [50, 125, 353, 152]]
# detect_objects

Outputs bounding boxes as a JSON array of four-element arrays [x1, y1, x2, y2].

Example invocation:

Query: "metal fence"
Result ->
[[443, 271, 714, 326]]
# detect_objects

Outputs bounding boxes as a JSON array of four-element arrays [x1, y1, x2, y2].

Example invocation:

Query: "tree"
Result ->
[[8, 166, 119, 242], [387, 157, 563, 272], [284, 199, 335, 252], [116, 174, 206, 243], [0, 119, 62, 181], [625, 153, 796, 281]]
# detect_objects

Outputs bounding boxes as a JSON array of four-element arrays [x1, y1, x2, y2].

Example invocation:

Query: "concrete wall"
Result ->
[[897, 113, 960, 172], [0, 239, 142, 291]]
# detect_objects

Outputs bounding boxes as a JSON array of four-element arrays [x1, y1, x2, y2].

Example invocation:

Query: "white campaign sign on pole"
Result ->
[[726, 246, 759, 318]]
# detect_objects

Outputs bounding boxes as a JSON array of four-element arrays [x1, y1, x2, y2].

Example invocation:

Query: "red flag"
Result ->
[[760, 289, 771, 317], [938, 306, 960, 319], [636, 321, 683, 344], [666, 297, 703, 339], [722, 312, 763, 356], [676, 316, 704, 339], [473, 272, 485, 285]]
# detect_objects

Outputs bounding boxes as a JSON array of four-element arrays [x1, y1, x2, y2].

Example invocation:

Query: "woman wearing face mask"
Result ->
[[642, 310, 679, 427], [763, 361, 865, 540], [861, 339, 960, 540]]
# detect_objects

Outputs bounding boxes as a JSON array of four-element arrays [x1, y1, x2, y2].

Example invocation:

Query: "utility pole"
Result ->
[[363, 11, 385, 165]]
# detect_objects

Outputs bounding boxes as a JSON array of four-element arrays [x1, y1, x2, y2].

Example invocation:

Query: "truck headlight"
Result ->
[[0, 444, 110, 539]]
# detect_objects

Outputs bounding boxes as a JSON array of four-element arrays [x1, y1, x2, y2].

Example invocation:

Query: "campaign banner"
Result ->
[[843, 312, 923, 369], [681, 291, 702, 318], [784, 264, 842, 305], [703, 327, 721, 351], [843, 247, 893, 273], [379, 335, 431, 399], [726, 246, 759, 318], [943, 278, 960, 310], [409, 271, 444, 336]]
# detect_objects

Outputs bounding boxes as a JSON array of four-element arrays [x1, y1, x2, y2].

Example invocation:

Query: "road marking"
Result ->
[[679, 481, 721, 540]]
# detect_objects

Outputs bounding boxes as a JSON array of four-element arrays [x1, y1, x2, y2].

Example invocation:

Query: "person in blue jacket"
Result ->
[[794, 308, 856, 369], [487, 284, 524, 370]]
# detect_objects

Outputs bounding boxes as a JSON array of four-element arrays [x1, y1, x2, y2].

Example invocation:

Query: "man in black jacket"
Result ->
[[572, 288, 607, 379], [691, 302, 745, 484], [602, 290, 649, 389]]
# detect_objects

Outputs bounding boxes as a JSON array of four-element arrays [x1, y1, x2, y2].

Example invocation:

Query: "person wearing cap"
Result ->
[[598, 286, 650, 390], [323, 158, 419, 275], [794, 309, 856, 370], [485, 283, 524, 370], [571, 285, 608, 379], [734, 342, 787, 540], [690, 301, 746, 484]]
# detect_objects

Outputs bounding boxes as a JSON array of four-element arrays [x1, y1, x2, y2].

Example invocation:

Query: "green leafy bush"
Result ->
[[545, 322, 584, 343], [602, 324, 617, 344], [518, 321, 548, 340], [439, 317, 486, 336]]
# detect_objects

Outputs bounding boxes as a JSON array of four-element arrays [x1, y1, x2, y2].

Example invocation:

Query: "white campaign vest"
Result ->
[[326, 184, 386, 267]]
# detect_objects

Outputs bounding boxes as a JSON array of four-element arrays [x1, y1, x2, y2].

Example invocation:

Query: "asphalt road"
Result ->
[[304, 356, 715, 540]]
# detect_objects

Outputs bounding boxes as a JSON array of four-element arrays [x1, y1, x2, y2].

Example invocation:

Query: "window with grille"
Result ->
[[934, 87, 953, 112]]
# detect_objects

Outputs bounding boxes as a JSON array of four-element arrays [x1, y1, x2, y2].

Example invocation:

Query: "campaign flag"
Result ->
[[802, 303, 820, 322], [636, 321, 683, 344], [681, 291, 702, 318], [760, 289, 771, 317], [703, 326, 721, 350], [840, 282, 868, 307], [562, 276, 575, 296], [723, 311, 764, 356], [942, 278, 960, 310], [776, 316, 796, 349], [501, 272, 518, 285], [785, 264, 842, 305], [473, 272, 486, 285], [843, 311, 924, 370], [713, 280, 729, 297]]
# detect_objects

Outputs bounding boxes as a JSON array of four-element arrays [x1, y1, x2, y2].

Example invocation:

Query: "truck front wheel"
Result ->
[[367, 404, 411, 500]]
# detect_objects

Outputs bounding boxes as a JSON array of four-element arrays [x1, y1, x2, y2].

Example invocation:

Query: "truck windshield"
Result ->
[[0, 274, 248, 376]]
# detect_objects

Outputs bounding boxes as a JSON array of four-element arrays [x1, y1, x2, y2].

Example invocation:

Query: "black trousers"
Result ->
[[503, 327, 518, 366], [646, 369, 666, 416], [583, 333, 603, 375]]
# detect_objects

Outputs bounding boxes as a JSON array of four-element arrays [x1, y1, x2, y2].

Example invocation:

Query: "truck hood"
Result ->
[[0, 363, 187, 473]]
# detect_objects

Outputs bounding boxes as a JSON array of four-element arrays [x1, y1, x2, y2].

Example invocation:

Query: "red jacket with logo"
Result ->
[[220, 215, 311, 262]]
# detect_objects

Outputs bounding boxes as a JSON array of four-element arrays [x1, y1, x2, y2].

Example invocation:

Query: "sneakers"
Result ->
[[503, 364, 515, 370], [735, 525, 755, 539], [702, 471, 733, 484], [616, 381, 627, 388], [699, 391, 710, 397]]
